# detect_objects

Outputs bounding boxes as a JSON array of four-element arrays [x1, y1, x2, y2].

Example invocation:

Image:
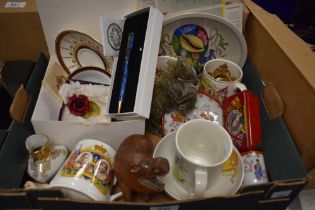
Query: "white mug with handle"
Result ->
[[49, 139, 122, 201], [199, 58, 247, 104], [173, 119, 233, 198]]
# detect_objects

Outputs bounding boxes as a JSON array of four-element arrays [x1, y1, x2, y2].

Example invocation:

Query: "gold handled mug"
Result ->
[[199, 58, 247, 104]]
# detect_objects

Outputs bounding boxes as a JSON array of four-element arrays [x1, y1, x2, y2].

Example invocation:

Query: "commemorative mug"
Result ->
[[49, 139, 121, 201], [173, 119, 233, 198], [199, 59, 247, 104]]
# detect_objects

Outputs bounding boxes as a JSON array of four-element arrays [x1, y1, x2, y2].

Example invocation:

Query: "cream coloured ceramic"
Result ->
[[173, 119, 233, 198], [162, 93, 223, 135], [160, 13, 247, 75], [200, 58, 247, 104], [49, 139, 121, 201], [26, 134, 68, 183], [55, 30, 114, 74], [69, 66, 111, 86], [153, 131, 244, 200]]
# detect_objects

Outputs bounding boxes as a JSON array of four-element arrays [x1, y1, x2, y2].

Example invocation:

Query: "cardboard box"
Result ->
[[31, 0, 146, 151], [0, 0, 48, 61], [243, 0, 315, 172], [137, 0, 243, 32], [103, 7, 163, 118], [0, 53, 48, 189], [0, 0, 311, 209], [0, 55, 307, 210], [0, 60, 35, 147]]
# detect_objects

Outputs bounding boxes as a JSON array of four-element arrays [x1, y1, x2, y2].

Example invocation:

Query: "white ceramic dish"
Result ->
[[153, 131, 244, 200], [69, 67, 111, 86], [55, 30, 114, 74], [160, 13, 247, 74], [162, 93, 223, 135]]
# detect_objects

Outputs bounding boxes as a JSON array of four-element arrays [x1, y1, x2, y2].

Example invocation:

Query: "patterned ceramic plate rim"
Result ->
[[162, 93, 223, 136], [162, 13, 247, 68], [69, 66, 111, 86], [55, 30, 113, 75]]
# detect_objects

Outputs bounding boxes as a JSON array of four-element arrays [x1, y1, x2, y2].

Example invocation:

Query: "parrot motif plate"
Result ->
[[159, 13, 247, 75]]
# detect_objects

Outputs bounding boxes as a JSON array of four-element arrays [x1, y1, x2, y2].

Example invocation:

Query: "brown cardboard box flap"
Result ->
[[0, 0, 49, 61], [244, 0, 315, 171], [0, 0, 37, 13], [9, 85, 30, 123], [243, 0, 315, 89], [261, 82, 285, 120]]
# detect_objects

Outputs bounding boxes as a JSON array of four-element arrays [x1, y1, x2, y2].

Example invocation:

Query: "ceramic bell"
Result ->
[[25, 134, 68, 183]]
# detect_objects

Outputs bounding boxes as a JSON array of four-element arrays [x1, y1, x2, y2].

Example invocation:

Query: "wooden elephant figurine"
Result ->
[[114, 134, 170, 201]]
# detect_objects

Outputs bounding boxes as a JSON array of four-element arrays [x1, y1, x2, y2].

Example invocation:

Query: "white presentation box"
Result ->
[[32, 0, 145, 150]]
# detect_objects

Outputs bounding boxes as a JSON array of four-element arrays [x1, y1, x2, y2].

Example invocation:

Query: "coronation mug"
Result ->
[[49, 139, 121, 201]]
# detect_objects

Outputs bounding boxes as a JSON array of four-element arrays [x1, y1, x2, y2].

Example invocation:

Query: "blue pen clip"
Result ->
[[118, 32, 134, 113]]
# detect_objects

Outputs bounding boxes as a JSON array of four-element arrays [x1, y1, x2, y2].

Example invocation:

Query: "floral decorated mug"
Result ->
[[241, 151, 269, 187], [199, 58, 247, 104], [49, 139, 121, 201]]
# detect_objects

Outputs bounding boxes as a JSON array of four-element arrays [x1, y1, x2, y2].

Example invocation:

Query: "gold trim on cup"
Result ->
[[25, 135, 53, 161]]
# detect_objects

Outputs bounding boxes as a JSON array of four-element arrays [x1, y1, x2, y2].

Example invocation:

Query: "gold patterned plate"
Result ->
[[153, 131, 244, 200], [55, 30, 114, 74]]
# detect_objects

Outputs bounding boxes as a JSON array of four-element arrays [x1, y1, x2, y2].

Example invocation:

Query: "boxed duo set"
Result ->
[[30, 3, 163, 151], [0, 0, 313, 210]]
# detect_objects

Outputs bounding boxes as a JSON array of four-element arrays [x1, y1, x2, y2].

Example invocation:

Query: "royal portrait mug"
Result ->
[[49, 139, 121, 201]]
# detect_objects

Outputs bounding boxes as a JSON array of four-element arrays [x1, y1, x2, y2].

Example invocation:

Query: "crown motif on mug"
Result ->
[[79, 144, 111, 161]]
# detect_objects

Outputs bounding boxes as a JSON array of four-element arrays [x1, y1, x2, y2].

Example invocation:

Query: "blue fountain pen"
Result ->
[[118, 32, 135, 113]]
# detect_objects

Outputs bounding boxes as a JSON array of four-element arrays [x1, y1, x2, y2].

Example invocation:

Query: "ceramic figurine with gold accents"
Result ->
[[26, 134, 68, 183]]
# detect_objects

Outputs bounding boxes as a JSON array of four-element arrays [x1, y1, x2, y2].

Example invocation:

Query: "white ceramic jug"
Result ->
[[25, 134, 68, 183]]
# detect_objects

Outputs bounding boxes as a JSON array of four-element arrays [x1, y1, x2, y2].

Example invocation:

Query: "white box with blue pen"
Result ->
[[100, 7, 164, 119], [31, 0, 150, 151]]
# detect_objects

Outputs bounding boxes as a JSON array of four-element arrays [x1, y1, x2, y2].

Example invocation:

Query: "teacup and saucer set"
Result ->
[[153, 119, 244, 200]]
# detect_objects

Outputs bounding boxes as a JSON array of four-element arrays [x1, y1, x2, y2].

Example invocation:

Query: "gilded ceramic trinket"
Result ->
[[26, 134, 68, 183]]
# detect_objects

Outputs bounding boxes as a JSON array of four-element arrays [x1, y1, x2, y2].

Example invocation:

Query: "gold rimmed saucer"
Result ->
[[55, 30, 114, 74]]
